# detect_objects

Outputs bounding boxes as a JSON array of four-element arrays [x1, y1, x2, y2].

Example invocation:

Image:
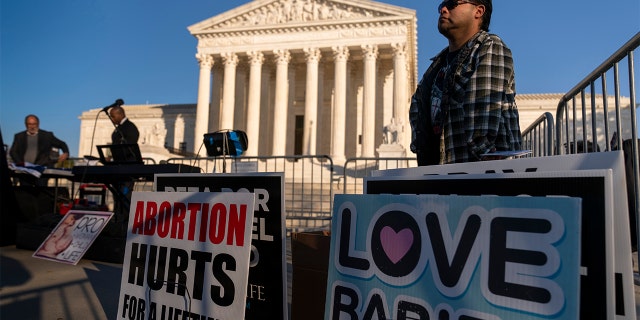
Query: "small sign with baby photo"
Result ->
[[33, 210, 114, 265]]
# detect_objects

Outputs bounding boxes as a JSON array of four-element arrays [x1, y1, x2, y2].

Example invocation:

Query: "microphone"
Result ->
[[102, 99, 125, 113]]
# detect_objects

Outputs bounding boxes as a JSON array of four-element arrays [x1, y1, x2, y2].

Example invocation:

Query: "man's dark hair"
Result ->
[[24, 114, 39, 124], [475, 0, 492, 31], [111, 105, 125, 116]]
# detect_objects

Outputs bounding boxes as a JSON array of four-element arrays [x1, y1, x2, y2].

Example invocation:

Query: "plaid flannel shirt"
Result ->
[[409, 31, 522, 164]]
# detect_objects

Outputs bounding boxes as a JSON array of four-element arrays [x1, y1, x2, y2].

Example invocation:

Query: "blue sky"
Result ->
[[1, 0, 638, 156]]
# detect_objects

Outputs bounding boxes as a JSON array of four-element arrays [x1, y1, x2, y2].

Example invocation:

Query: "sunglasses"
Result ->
[[438, 0, 479, 13]]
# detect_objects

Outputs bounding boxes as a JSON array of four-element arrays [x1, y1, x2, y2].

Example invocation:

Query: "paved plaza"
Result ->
[[1, 245, 639, 319]]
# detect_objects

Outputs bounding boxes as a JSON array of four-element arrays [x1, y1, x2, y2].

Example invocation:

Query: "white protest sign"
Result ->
[[33, 210, 114, 265], [116, 191, 255, 320], [153, 172, 288, 320]]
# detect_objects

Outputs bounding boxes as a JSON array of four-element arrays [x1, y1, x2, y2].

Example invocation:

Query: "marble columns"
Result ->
[[246, 51, 264, 156], [361, 44, 378, 157], [220, 52, 239, 131], [272, 49, 291, 155], [195, 53, 213, 156], [303, 48, 321, 155], [194, 42, 409, 159], [392, 43, 409, 148], [331, 46, 349, 161]]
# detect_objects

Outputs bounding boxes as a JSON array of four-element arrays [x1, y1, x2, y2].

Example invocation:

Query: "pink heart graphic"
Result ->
[[380, 226, 414, 264]]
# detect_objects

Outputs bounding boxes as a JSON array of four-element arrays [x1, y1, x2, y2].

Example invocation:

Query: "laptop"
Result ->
[[96, 144, 143, 165]]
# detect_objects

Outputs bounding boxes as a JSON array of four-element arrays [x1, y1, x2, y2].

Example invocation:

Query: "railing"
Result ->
[[163, 144, 198, 157], [555, 32, 639, 155], [142, 157, 156, 164], [341, 157, 417, 194], [521, 112, 554, 157], [166, 155, 335, 233], [552, 32, 639, 254]]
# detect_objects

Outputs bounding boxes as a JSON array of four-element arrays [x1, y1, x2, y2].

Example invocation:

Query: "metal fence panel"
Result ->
[[167, 155, 334, 233], [341, 157, 417, 194], [553, 32, 639, 257], [522, 112, 555, 157]]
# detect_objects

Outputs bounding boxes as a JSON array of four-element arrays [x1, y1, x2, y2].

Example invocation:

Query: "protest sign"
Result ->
[[369, 155, 636, 320], [33, 210, 113, 265], [326, 194, 582, 320], [117, 191, 255, 320], [154, 173, 287, 320]]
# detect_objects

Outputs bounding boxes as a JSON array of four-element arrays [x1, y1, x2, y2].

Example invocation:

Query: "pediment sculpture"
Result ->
[[215, 0, 391, 29]]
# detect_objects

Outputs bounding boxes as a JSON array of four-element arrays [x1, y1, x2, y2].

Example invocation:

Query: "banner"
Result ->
[[154, 173, 287, 320], [33, 210, 113, 265], [116, 192, 255, 320], [326, 194, 582, 320]]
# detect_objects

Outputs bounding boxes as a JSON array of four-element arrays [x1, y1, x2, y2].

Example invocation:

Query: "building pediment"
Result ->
[[188, 0, 415, 36]]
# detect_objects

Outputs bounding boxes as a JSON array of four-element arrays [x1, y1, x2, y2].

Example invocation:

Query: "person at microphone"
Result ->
[[107, 104, 139, 145], [104, 102, 140, 224]]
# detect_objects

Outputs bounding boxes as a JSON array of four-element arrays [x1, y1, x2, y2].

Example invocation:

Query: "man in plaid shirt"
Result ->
[[409, 0, 522, 165]]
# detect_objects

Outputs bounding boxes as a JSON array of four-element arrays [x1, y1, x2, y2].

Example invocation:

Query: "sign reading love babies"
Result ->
[[325, 194, 582, 320]]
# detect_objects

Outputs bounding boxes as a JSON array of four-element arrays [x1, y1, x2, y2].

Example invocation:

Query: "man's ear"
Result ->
[[474, 4, 486, 19]]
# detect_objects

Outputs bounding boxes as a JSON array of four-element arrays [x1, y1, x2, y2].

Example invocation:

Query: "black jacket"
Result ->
[[10, 129, 69, 167], [112, 119, 139, 145]]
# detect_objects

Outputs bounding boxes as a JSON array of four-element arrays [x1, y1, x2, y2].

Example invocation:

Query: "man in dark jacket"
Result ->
[[108, 105, 139, 144], [106, 104, 139, 223], [10, 114, 69, 167], [9, 114, 70, 186]]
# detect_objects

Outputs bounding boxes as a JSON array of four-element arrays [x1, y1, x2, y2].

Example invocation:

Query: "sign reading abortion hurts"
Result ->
[[116, 191, 255, 320]]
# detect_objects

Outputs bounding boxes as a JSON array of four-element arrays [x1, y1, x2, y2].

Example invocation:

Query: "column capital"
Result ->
[[247, 51, 265, 65], [391, 42, 407, 57], [273, 49, 291, 64], [303, 47, 322, 63], [195, 53, 214, 69], [361, 44, 379, 60], [332, 46, 350, 61], [221, 52, 239, 66]]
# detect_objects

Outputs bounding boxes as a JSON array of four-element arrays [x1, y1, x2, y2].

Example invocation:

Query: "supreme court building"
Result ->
[[189, 0, 417, 160]]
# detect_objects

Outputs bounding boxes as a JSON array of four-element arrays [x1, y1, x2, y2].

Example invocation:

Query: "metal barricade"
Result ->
[[341, 157, 417, 195], [553, 32, 639, 255], [521, 112, 554, 157], [167, 155, 335, 233]]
